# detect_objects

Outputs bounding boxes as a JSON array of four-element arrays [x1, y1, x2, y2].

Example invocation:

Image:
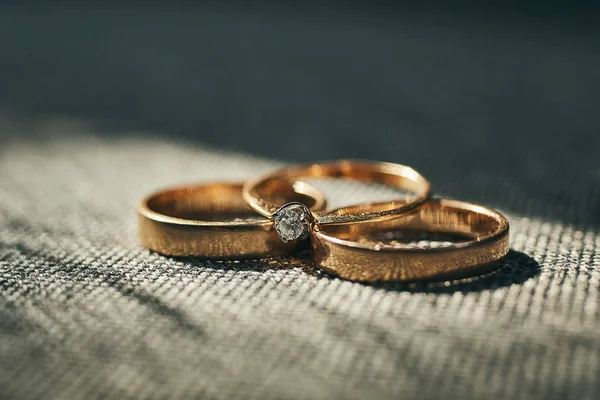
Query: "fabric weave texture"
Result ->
[[1, 122, 599, 400], [1, 3, 600, 399]]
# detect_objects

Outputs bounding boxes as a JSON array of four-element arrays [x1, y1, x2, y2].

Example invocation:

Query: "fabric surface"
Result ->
[[1, 3, 600, 400], [0, 121, 599, 400]]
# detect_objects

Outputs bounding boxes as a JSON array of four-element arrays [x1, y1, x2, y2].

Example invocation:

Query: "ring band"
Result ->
[[311, 199, 510, 282], [138, 181, 326, 259], [242, 160, 431, 242]]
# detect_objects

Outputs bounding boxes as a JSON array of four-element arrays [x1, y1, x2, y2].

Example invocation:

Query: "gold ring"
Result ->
[[311, 199, 510, 282], [242, 159, 431, 242], [138, 181, 326, 259]]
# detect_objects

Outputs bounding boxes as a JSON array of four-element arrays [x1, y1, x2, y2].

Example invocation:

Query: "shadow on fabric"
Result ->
[[368, 250, 540, 293], [176, 249, 540, 294]]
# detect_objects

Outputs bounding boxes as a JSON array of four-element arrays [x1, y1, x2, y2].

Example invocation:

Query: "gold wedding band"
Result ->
[[138, 181, 325, 259], [138, 159, 511, 283], [312, 199, 510, 282], [243, 159, 431, 242]]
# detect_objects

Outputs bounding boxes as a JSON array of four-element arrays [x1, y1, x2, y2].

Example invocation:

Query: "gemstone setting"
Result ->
[[273, 203, 310, 242]]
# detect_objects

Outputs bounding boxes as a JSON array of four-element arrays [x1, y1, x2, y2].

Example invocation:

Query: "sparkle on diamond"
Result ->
[[274, 203, 308, 242]]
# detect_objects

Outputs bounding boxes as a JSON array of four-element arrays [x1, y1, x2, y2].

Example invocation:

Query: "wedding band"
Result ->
[[243, 160, 431, 242], [138, 181, 326, 259], [311, 199, 510, 282]]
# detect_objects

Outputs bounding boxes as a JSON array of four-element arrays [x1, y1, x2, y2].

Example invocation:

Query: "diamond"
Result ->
[[274, 203, 309, 242]]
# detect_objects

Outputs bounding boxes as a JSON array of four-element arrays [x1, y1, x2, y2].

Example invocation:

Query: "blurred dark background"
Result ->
[[1, 1, 599, 224]]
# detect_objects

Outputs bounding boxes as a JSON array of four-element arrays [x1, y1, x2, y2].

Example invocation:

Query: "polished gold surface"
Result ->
[[138, 181, 326, 258], [311, 199, 510, 282], [243, 159, 431, 225]]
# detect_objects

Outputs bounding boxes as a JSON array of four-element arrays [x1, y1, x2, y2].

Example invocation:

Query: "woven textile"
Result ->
[[1, 3, 600, 399], [1, 121, 599, 400]]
